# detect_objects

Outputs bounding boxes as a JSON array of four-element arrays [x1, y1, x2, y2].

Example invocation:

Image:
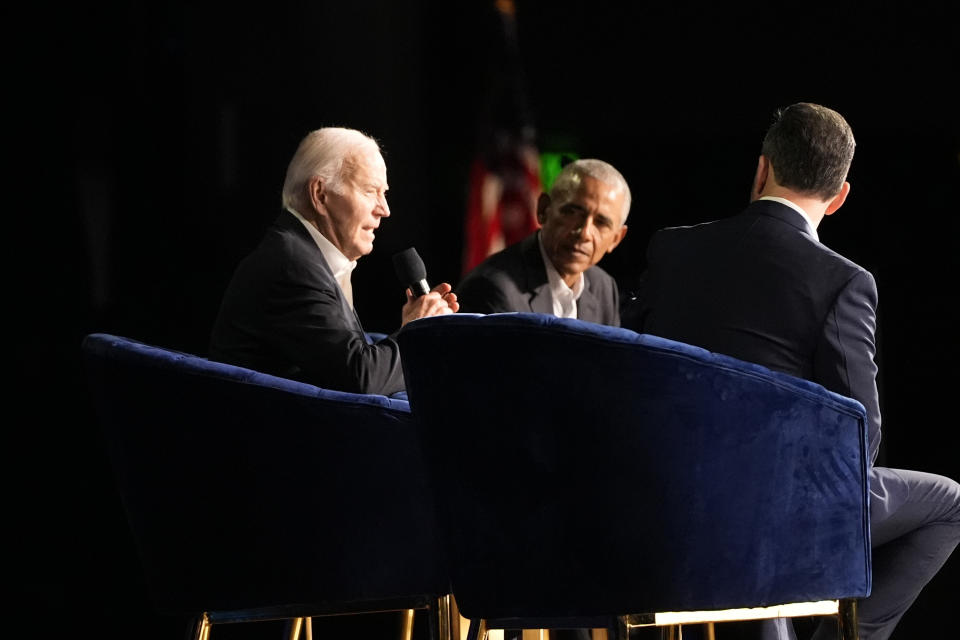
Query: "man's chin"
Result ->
[[343, 245, 373, 261], [556, 261, 591, 277], [548, 248, 591, 274]]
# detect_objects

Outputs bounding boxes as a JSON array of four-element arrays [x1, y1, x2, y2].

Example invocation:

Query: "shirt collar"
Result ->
[[286, 206, 357, 279], [758, 196, 819, 241]]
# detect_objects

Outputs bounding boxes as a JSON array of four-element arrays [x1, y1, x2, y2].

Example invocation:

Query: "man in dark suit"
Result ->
[[456, 158, 629, 326], [209, 127, 458, 396], [622, 103, 958, 640]]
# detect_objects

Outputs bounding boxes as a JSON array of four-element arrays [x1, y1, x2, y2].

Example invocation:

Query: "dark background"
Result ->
[[11, 1, 957, 638]]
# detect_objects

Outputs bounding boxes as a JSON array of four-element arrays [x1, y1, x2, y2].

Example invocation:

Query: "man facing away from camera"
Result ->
[[622, 102, 959, 640]]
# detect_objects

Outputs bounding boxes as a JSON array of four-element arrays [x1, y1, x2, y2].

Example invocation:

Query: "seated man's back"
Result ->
[[630, 202, 880, 460], [623, 102, 959, 640]]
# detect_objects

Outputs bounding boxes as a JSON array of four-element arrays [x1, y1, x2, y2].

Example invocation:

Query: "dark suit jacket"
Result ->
[[209, 210, 404, 396], [623, 199, 881, 462], [455, 232, 621, 326]]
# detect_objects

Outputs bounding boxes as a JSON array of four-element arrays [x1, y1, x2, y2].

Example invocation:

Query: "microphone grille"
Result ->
[[392, 247, 427, 283]]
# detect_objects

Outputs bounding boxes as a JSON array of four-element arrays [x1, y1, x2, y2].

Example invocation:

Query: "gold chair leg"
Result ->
[[287, 617, 304, 640], [400, 609, 415, 640], [838, 599, 859, 640], [659, 626, 681, 640], [613, 615, 630, 640], [449, 596, 464, 640], [191, 613, 212, 640], [466, 618, 487, 640], [522, 631, 550, 640], [704, 623, 715, 640], [431, 594, 463, 640], [304, 616, 313, 640]]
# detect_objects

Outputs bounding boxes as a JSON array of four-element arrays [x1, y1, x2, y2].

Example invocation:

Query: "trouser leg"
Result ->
[[810, 466, 960, 640]]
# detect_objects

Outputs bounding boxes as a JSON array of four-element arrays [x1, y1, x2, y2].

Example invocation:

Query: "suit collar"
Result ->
[[747, 199, 817, 239], [275, 208, 313, 240], [576, 283, 601, 321], [520, 233, 554, 314], [275, 210, 332, 274]]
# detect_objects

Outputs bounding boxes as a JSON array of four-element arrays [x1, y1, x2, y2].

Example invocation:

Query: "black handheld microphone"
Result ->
[[392, 247, 430, 298]]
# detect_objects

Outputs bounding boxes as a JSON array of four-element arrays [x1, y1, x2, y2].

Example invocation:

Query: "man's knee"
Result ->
[[868, 466, 960, 546]]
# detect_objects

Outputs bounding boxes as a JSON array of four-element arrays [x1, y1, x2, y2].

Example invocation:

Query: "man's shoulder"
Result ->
[[263, 211, 316, 252], [660, 213, 875, 300], [653, 215, 731, 241], [812, 242, 876, 294], [646, 218, 726, 260], [471, 236, 531, 271], [794, 227, 868, 273], [748, 206, 872, 280], [235, 213, 329, 280], [459, 235, 534, 286], [457, 254, 525, 296], [455, 236, 540, 313]]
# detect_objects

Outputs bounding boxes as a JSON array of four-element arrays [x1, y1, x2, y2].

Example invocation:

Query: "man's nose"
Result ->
[[571, 218, 591, 238], [376, 195, 390, 217]]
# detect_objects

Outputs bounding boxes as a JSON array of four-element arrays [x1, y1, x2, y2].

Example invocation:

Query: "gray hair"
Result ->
[[281, 127, 381, 211], [550, 158, 632, 225]]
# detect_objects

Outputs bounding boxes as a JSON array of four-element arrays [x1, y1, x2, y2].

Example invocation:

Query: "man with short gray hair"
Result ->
[[456, 158, 630, 326]]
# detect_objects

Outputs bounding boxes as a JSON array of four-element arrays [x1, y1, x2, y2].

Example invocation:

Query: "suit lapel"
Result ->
[[529, 284, 554, 314], [576, 274, 600, 322], [520, 233, 554, 314]]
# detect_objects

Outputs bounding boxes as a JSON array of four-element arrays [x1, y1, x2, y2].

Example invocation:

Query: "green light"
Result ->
[[539, 151, 580, 192]]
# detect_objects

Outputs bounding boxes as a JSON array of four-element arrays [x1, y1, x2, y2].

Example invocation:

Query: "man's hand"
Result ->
[[401, 282, 459, 326]]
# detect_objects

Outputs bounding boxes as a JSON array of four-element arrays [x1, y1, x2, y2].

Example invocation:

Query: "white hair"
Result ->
[[281, 127, 380, 211], [550, 158, 632, 225]]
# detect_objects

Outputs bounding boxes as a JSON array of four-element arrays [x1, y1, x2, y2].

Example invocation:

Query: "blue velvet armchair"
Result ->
[[81, 333, 454, 640], [396, 313, 871, 640]]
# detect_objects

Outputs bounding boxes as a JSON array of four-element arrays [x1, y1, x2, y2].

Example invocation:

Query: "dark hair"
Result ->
[[761, 102, 855, 199]]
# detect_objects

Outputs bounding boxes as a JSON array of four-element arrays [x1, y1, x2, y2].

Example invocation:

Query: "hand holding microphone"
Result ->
[[392, 247, 459, 325]]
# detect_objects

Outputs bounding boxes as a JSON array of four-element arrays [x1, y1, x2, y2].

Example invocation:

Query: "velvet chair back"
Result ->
[[397, 313, 871, 624], [82, 332, 449, 631]]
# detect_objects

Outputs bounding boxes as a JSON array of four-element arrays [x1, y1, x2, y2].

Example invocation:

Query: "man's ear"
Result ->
[[308, 176, 326, 213], [607, 225, 628, 254], [536, 193, 551, 225], [824, 181, 850, 216], [750, 155, 769, 202]]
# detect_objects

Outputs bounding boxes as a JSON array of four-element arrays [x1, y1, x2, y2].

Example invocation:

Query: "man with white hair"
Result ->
[[209, 127, 458, 396], [455, 158, 630, 325]]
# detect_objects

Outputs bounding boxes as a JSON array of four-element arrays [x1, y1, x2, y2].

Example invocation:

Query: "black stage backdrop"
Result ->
[[10, 1, 957, 638]]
